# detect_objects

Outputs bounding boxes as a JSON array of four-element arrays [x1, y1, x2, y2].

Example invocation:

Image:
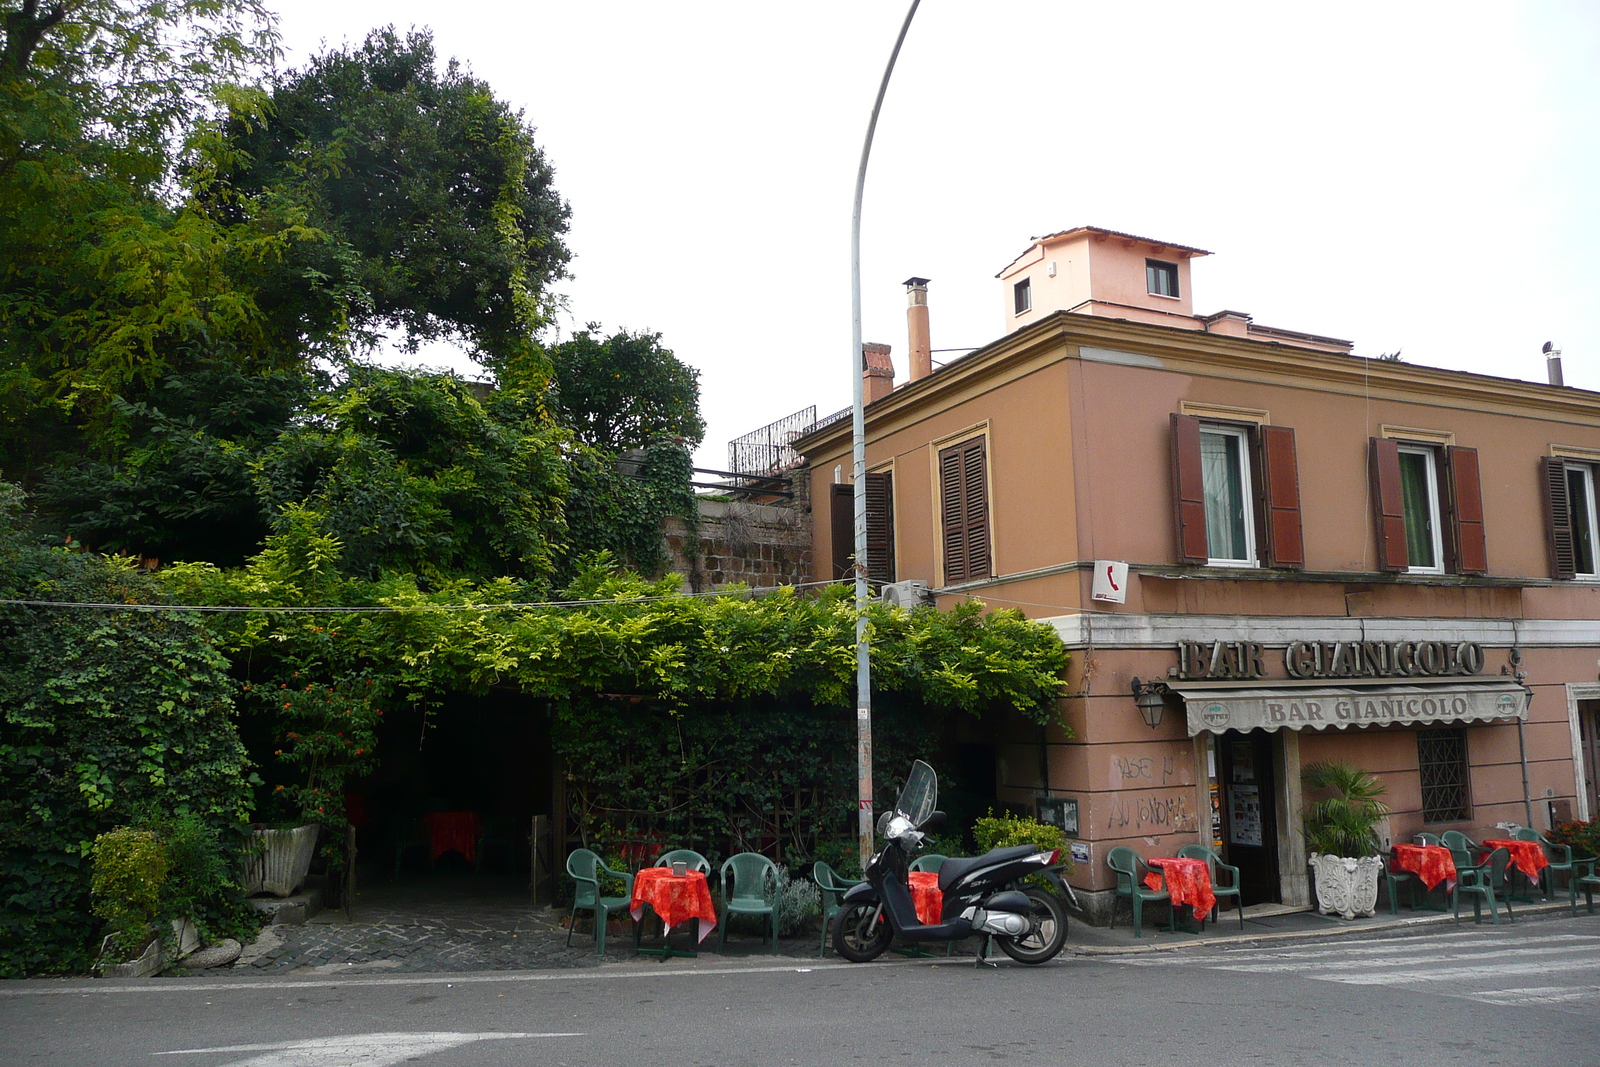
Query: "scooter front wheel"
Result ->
[[995, 887, 1067, 964], [833, 901, 893, 962]]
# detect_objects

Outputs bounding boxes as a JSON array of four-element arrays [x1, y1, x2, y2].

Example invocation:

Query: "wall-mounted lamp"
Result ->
[[1130, 676, 1167, 729]]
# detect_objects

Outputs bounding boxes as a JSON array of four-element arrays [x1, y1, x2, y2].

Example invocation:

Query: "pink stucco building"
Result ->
[[797, 227, 1599, 923]]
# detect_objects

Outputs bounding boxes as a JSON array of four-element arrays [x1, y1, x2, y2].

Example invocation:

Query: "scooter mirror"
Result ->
[[921, 810, 947, 831]]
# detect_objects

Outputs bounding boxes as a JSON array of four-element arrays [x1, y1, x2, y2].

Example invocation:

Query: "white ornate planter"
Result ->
[[242, 824, 320, 898], [1308, 853, 1383, 919]]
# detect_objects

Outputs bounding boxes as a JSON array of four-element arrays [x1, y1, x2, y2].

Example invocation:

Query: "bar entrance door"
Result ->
[[1219, 729, 1280, 906]]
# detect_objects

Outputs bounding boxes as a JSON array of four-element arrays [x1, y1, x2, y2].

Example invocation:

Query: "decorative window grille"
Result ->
[[1417, 728, 1471, 823]]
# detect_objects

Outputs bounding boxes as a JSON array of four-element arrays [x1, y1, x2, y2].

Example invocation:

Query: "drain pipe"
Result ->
[[1509, 647, 1535, 828]]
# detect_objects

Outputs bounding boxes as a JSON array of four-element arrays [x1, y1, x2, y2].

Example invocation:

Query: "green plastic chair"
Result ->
[[1440, 830, 1477, 855], [1453, 845, 1513, 925], [1106, 846, 1174, 938], [1383, 846, 1419, 915], [1512, 826, 1570, 898], [1178, 843, 1244, 929], [909, 854, 947, 873], [653, 849, 711, 874], [566, 848, 634, 955], [718, 852, 780, 953], [1413, 832, 1442, 847], [1571, 856, 1600, 916], [812, 861, 863, 956]]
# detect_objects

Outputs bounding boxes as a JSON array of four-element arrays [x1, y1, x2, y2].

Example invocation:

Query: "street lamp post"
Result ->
[[851, 0, 921, 869]]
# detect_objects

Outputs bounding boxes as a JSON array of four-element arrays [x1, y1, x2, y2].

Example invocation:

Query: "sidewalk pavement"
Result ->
[[206, 870, 1587, 977]]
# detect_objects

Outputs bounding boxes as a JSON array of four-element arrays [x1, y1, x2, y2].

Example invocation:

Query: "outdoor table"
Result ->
[[630, 867, 717, 959], [909, 870, 943, 925], [422, 810, 480, 865], [1145, 857, 1216, 929], [1481, 839, 1549, 883], [1391, 844, 1457, 890]]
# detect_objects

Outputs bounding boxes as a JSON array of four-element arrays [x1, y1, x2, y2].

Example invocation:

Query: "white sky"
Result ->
[[265, 1, 1600, 470]]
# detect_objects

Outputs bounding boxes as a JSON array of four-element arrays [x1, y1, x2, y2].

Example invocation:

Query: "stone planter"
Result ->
[[1308, 852, 1383, 919], [97, 935, 161, 978], [242, 824, 320, 898]]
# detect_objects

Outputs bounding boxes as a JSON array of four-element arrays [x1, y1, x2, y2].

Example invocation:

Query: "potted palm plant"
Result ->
[[1302, 761, 1390, 919]]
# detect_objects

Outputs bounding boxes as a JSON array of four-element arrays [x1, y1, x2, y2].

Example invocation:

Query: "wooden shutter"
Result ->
[[1169, 414, 1208, 564], [830, 483, 854, 581], [1444, 445, 1488, 575], [939, 437, 990, 584], [1542, 457, 1577, 579], [1259, 425, 1304, 569], [864, 471, 895, 584], [1369, 437, 1408, 571]]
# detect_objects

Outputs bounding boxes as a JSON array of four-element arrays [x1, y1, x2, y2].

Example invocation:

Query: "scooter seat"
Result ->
[[937, 845, 1039, 892]]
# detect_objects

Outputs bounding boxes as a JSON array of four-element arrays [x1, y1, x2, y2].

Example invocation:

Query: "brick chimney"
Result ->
[[904, 277, 931, 381], [862, 342, 894, 404]]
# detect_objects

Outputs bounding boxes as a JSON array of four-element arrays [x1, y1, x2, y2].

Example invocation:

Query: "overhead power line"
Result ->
[[0, 578, 849, 614]]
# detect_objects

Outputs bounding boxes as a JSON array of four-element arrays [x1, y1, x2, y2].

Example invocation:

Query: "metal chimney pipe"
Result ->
[[1544, 341, 1564, 387], [905, 277, 931, 381]]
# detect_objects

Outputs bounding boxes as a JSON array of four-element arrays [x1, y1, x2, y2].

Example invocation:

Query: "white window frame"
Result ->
[[1200, 423, 1257, 569], [1013, 277, 1032, 316], [1569, 463, 1600, 579], [1398, 444, 1445, 575], [1146, 258, 1179, 299]]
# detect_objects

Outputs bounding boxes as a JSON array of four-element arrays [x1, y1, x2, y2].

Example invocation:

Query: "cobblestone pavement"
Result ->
[[216, 874, 831, 975]]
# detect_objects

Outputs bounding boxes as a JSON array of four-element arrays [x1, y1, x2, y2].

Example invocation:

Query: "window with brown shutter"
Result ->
[[864, 471, 895, 584], [1169, 414, 1209, 564], [1369, 437, 1409, 571], [1444, 446, 1487, 575], [1544, 457, 1580, 579], [1259, 425, 1305, 569], [830, 483, 854, 581], [939, 437, 990, 584]]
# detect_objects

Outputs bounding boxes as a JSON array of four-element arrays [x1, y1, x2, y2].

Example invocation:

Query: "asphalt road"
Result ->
[[4, 913, 1600, 1067]]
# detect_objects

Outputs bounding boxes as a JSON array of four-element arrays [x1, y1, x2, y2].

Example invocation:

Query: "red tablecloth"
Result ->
[[1482, 839, 1550, 882], [1391, 844, 1456, 890], [909, 870, 942, 925], [423, 811, 480, 864], [630, 867, 717, 942], [1145, 857, 1217, 919]]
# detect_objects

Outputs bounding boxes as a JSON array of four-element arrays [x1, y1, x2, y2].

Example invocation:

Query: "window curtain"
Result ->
[[1398, 452, 1435, 567], [1200, 432, 1247, 560]]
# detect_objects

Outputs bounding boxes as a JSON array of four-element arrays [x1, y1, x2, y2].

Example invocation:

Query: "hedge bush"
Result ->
[[0, 485, 254, 976]]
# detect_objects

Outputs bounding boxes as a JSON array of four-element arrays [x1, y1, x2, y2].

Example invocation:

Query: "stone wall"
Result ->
[[664, 483, 813, 593]]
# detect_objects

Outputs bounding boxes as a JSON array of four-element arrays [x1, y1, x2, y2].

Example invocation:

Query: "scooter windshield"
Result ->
[[894, 760, 938, 828]]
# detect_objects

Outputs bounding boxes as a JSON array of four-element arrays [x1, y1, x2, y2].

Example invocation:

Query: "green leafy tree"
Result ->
[[32, 362, 315, 565], [211, 27, 571, 383], [0, 1, 357, 483], [252, 366, 571, 583], [550, 326, 705, 451]]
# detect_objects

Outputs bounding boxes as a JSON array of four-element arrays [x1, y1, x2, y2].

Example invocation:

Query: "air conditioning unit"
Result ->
[[879, 580, 932, 608]]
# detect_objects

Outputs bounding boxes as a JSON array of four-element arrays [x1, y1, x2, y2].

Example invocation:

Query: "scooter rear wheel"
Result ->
[[995, 887, 1067, 964], [833, 901, 893, 962]]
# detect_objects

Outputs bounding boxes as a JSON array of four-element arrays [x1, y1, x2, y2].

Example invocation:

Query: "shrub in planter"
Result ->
[[90, 830, 168, 961], [1550, 819, 1600, 860], [1302, 761, 1390, 919], [970, 810, 1071, 892], [775, 864, 820, 936], [91, 817, 259, 968]]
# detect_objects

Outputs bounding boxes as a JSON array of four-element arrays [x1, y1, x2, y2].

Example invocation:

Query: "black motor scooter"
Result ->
[[833, 760, 1074, 966]]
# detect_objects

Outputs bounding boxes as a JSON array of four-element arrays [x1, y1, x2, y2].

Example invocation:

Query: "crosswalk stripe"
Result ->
[[1320, 956, 1600, 985], [1207, 943, 1598, 973], [1466, 985, 1600, 1006], [1118, 933, 1600, 966]]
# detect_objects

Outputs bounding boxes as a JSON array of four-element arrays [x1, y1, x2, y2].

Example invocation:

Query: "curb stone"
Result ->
[[1069, 899, 1582, 956]]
